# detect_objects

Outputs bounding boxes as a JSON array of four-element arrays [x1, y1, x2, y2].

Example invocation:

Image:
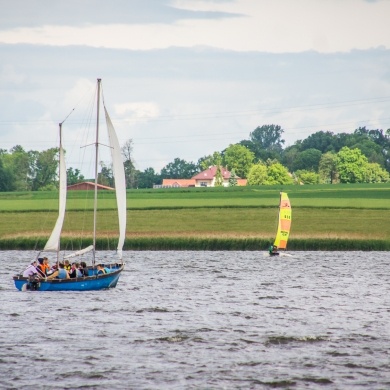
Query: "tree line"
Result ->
[[135, 125, 390, 187], [0, 125, 389, 191]]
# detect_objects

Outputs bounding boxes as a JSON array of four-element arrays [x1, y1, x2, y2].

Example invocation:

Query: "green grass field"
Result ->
[[0, 183, 389, 250]]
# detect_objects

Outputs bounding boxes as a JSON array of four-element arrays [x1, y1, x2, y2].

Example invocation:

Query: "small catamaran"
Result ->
[[269, 192, 292, 256], [13, 79, 126, 291]]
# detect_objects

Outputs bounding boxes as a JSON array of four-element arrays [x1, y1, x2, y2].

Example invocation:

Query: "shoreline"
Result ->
[[1, 237, 389, 251]]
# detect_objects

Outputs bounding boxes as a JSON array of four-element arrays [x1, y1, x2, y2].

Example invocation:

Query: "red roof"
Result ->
[[162, 179, 196, 187], [67, 182, 114, 191], [192, 166, 235, 180]]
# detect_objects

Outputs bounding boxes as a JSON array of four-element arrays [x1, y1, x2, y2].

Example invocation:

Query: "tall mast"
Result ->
[[57, 121, 62, 268], [93, 78, 101, 265]]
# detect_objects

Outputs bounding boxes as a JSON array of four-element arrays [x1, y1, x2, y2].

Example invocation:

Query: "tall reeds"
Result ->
[[1, 237, 389, 251]]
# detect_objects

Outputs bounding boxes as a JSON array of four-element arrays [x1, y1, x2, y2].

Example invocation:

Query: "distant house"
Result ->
[[158, 166, 247, 188], [67, 181, 114, 191], [156, 179, 196, 188], [192, 166, 247, 187]]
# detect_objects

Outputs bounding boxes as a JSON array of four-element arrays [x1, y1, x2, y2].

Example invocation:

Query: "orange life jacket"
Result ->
[[37, 264, 46, 275]]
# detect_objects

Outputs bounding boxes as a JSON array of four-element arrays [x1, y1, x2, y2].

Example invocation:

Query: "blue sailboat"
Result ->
[[13, 79, 126, 291]]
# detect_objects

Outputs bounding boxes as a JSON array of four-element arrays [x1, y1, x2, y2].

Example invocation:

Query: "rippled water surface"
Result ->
[[1, 250, 390, 389]]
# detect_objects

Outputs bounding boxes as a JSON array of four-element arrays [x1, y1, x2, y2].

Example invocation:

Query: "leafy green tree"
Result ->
[[247, 162, 268, 185], [294, 170, 319, 184], [121, 139, 137, 189], [282, 145, 300, 172], [98, 162, 113, 187], [336, 147, 368, 183], [354, 126, 388, 147], [198, 152, 222, 171], [265, 162, 293, 185], [0, 158, 14, 191], [299, 131, 337, 153], [228, 168, 238, 186], [318, 152, 338, 184], [292, 148, 322, 172], [1, 146, 31, 191], [246, 124, 285, 160], [223, 144, 254, 179], [214, 165, 224, 187], [160, 158, 199, 179], [364, 163, 389, 183], [250, 124, 284, 150], [137, 167, 160, 188], [350, 139, 385, 166], [67, 167, 85, 185], [30, 148, 58, 191]]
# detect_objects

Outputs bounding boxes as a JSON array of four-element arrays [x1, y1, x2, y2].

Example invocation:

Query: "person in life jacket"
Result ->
[[63, 259, 71, 271], [36, 258, 46, 277], [42, 257, 51, 275], [96, 264, 106, 275]]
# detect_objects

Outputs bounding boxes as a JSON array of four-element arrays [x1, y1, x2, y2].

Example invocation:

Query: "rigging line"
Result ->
[[60, 108, 75, 125]]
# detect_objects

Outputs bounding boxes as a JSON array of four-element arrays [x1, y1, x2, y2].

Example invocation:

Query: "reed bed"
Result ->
[[1, 236, 389, 251]]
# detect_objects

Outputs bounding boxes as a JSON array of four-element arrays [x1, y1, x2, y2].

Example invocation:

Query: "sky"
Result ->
[[1, 0, 390, 175]]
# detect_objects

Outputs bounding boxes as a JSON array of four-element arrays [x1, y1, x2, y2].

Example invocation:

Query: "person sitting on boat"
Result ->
[[69, 262, 83, 279], [96, 264, 106, 275], [42, 257, 51, 275], [36, 258, 46, 277], [22, 260, 42, 278], [269, 245, 279, 256], [47, 263, 57, 276], [46, 263, 70, 280], [63, 259, 71, 272], [79, 261, 89, 277]]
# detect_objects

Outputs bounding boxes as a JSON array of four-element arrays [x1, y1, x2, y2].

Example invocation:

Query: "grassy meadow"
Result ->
[[0, 183, 389, 250]]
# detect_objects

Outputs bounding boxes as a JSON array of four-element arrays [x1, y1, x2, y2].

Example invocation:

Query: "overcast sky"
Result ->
[[1, 0, 390, 174]]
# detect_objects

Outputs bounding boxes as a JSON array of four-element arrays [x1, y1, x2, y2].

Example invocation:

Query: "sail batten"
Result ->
[[273, 192, 291, 250]]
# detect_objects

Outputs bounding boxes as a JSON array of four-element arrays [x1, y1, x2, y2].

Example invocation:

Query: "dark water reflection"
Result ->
[[1, 250, 390, 389]]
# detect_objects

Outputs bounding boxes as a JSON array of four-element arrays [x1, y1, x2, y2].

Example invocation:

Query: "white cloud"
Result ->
[[115, 102, 160, 120], [0, 0, 390, 173], [0, 64, 26, 85], [0, 0, 389, 53]]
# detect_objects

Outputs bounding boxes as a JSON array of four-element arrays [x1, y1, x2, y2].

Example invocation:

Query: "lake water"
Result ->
[[1, 250, 390, 389]]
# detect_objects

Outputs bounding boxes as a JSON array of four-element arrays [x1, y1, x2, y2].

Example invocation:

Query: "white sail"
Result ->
[[64, 245, 94, 259], [104, 106, 127, 259], [44, 145, 67, 252]]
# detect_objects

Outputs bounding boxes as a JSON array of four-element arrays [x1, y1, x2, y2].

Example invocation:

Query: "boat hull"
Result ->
[[13, 265, 124, 292]]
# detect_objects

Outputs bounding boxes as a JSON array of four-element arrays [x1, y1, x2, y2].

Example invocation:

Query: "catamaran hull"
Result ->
[[13, 266, 124, 292]]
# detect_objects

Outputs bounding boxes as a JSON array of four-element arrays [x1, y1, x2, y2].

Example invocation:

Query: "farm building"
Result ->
[[67, 182, 114, 191]]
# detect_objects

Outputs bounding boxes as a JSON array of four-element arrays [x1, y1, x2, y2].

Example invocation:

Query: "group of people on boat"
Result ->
[[22, 258, 90, 280], [21, 257, 116, 280]]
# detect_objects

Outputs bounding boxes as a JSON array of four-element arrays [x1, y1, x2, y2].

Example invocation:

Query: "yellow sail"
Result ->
[[273, 192, 291, 250]]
